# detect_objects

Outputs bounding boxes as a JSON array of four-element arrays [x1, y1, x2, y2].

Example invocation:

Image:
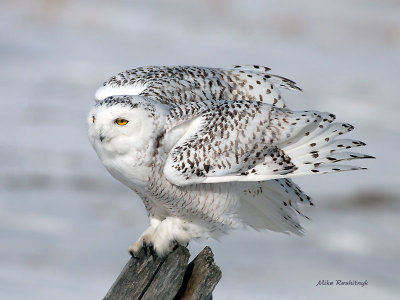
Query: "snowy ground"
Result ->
[[1, 0, 399, 299]]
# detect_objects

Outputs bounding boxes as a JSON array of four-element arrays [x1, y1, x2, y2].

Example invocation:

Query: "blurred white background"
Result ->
[[1, 0, 399, 299]]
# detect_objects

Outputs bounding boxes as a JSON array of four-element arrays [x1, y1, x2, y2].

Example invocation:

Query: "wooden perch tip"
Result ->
[[104, 245, 221, 300]]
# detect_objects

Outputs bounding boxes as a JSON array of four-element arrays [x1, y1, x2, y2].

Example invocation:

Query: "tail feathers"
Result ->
[[239, 179, 312, 235], [269, 178, 314, 206], [238, 196, 294, 233]]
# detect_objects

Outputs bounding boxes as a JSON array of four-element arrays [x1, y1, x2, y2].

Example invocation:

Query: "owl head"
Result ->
[[88, 95, 166, 158]]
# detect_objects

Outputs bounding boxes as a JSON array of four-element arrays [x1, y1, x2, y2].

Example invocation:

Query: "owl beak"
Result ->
[[100, 135, 105, 142]]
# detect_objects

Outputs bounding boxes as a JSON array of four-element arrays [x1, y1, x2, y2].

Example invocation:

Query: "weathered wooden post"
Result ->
[[104, 245, 221, 300]]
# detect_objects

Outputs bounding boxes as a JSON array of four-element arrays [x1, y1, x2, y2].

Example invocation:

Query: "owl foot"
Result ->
[[142, 240, 156, 257], [128, 218, 161, 258], [148, 217, 202, 256], [128, 240, 155, 258], [129, 217, 204, 257]]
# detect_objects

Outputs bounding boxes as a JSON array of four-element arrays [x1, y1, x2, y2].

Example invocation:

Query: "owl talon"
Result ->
[[148, 243, 156, 257], [140, 241, 156, 257], [142, 239, 148, 255], [129, 250, 139, 259]]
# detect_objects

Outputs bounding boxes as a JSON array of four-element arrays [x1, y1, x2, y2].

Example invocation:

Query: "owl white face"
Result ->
[[87, 97, 160, 159]]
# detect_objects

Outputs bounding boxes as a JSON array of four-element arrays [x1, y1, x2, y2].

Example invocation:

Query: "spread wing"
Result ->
[[94, 65, 301, 108], [162, 100, 372, 186]]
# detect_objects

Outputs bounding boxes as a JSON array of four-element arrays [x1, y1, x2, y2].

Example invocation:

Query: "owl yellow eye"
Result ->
[[92, 116, 96, 123], [115, 118, 129, 126]]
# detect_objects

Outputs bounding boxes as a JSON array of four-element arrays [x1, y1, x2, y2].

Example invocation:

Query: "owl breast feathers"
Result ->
[[88, 65, 373, 256]]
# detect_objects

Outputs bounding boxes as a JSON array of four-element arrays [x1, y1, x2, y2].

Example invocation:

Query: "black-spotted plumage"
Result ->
[[89, 65, 373, 255], [95, 65, 300, 108]]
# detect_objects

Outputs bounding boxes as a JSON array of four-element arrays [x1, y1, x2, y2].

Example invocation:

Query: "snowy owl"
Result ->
[[88, 65, 373, 256]]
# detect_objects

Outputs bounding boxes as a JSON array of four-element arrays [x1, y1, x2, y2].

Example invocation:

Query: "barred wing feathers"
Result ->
[[95, 65, 301, 108], [163, 100, 373, 186]]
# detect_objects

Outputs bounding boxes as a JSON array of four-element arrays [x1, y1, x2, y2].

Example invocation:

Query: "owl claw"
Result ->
[[128, 217, 197, 257], [148, 243, 156, 257], [129, 250, 139, 259], [128, 221, 160, 257], [129, 240, 155, 258]]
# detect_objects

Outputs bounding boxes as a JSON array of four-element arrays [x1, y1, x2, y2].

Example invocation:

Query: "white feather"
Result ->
[[94, 83, 147, 102]]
